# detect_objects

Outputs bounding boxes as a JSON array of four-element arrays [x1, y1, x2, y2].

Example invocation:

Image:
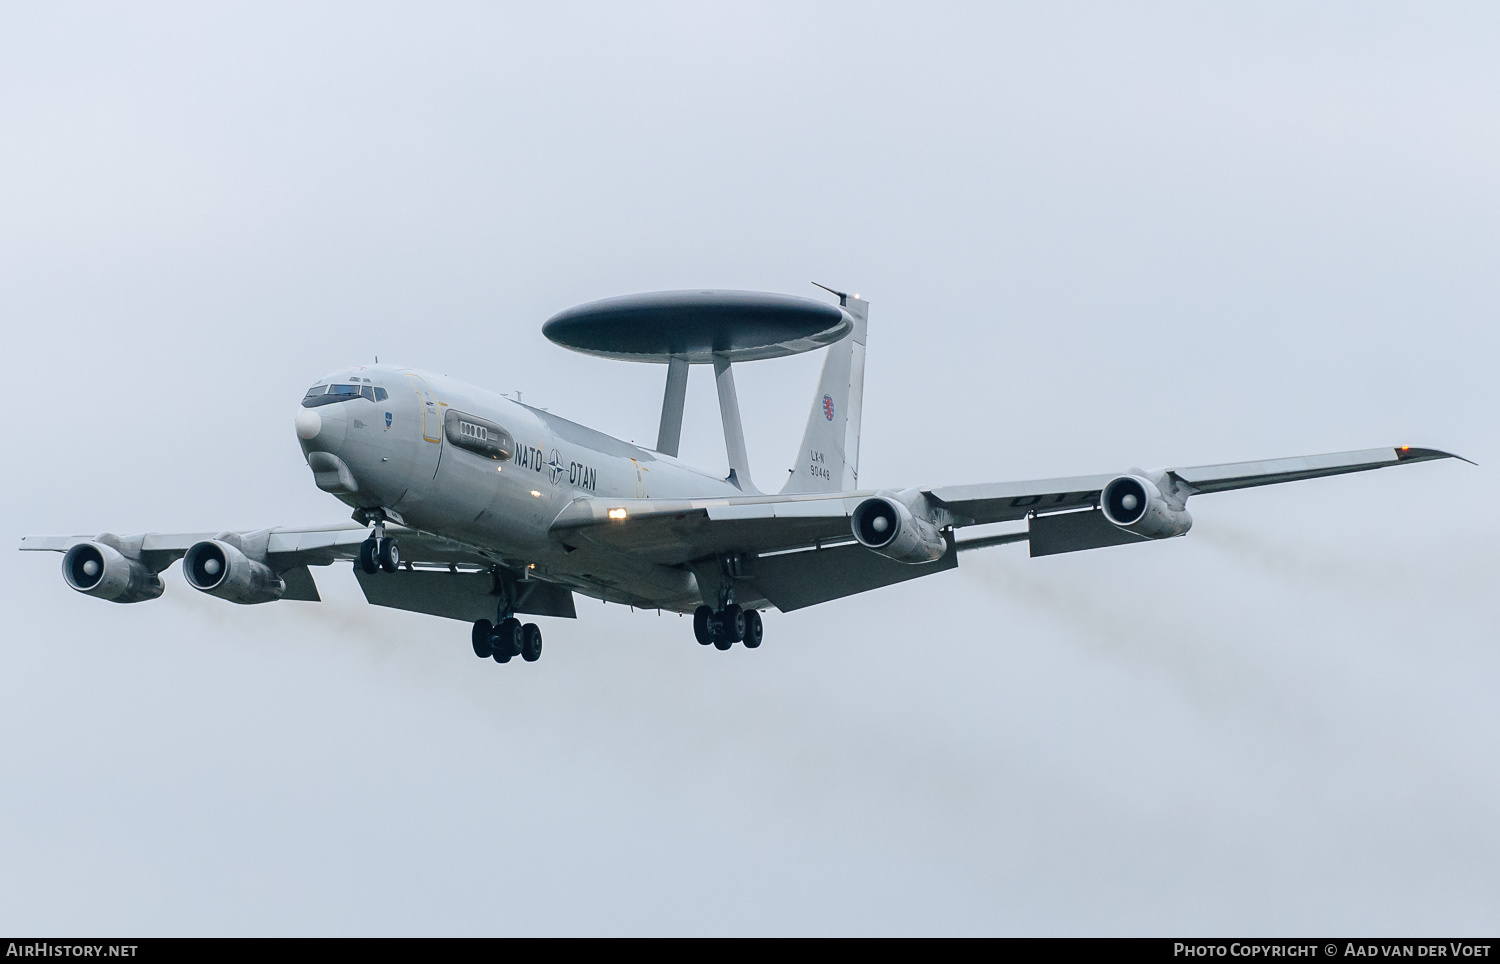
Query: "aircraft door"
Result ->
[[404, 373, 443, 443]]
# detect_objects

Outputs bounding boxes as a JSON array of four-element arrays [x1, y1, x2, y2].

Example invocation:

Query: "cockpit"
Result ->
[[302, 378, 389, 407]]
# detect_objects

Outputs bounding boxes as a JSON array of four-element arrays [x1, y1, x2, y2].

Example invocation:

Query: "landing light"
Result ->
[[608, 508, 627, 520], [530, 490, 541, 498]]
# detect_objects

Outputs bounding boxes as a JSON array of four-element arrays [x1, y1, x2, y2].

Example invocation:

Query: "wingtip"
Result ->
[[1396, 446, 1476, 466]]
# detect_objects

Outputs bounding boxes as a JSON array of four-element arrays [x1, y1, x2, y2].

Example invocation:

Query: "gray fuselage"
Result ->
[[295, 364, 741, 611]]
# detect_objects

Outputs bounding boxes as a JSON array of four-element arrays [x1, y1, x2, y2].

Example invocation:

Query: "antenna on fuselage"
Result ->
[[810, 282, 848, 306]]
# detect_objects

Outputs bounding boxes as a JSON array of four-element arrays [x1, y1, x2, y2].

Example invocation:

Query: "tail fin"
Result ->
[[781, 293, 868, 494]]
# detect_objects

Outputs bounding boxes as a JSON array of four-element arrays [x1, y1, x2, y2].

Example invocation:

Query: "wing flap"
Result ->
[[279, 565, 322, 601], [354, 568, 575, 621], [1028, 509, 1150, 557], [747, 534, 958, 611]]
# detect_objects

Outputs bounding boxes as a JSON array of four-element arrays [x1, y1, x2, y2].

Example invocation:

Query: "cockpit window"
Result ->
[[302, 383, 366, 408], [301, 380, 390, 407]]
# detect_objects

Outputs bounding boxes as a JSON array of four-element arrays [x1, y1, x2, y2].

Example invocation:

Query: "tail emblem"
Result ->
[[823, 394, 835, 421]]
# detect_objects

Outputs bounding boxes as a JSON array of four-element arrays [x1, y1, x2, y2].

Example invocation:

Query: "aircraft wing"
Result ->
[[552, 446, 1463, 561], [924, 446, 1463, 526], [18, 522, 494, 571], [16, 522, 580, 618], [549, 445, 1465, 610]]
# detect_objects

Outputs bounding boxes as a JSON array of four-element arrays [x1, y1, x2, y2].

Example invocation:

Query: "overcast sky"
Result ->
[[2, 2, 1497, 935]]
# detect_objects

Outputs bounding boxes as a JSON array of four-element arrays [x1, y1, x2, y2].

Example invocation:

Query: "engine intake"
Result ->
[[851, 496, 948, 564], [1100, 474, 1193, 540], [183, 540, 285, 605], [61, 542, 164, 603]]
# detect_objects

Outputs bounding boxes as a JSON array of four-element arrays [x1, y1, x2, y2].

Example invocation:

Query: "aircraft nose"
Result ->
[[295, 408, 321, 440], [296, 401, 348, 453]]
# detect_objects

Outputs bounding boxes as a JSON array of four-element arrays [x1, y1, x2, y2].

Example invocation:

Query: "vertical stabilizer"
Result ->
[[781, 294, 867, 494]]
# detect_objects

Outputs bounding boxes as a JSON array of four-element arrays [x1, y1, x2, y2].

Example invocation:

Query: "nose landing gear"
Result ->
[[356, 536, 400, 573], [354, 511, 401, 574]]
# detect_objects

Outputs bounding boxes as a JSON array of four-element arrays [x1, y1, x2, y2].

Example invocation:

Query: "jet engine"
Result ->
[[61, 542, 165, 603], [182, 540, 285, 604], [1100, 474, 1193, 539], [850, 495, 948, 564]]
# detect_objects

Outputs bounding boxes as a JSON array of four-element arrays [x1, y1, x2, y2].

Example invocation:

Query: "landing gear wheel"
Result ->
[[721, 604, 746, 643], [521, 623, 543, 662], [491, 617, 522, 664], [358, 538, 379, 575], [742, 610, 763, 649], [471, 619, 494, 658], [713, 632, 733, 651], [377, 537, 400, 573], [693, 606, 713, 645]]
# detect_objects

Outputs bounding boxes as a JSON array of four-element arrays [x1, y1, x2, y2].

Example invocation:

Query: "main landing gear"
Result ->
[[694, 604, 763, 651], [471, 617, 543, 665]]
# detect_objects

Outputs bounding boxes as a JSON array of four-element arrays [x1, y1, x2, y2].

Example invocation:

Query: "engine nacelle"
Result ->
[[61, 542, 164, 603], [851, 495, 948, 564], [182, 540, 285, 604], [1100, 474, 1193, 540]]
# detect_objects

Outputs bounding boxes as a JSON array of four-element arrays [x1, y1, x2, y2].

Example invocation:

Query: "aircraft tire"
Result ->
[[492, 617, 522, 664], [358, 538, 379, 575], [521, 623, 543, 662], [721, 604, 746, 643], [693, 606, 713, 645], [713, 633, 733, 651], [471, 619, 493, 658], [377, 537, 400, 573], [742, 610, 763, 649]]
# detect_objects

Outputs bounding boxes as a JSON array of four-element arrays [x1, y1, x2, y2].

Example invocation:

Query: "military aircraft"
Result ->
[[20, 287, 1465, 663]]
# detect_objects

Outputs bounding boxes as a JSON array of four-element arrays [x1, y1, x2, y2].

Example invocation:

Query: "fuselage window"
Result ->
[[360, 385, 375, 401], [304, 385, 328, 397], [374, 387, 388, 401]]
